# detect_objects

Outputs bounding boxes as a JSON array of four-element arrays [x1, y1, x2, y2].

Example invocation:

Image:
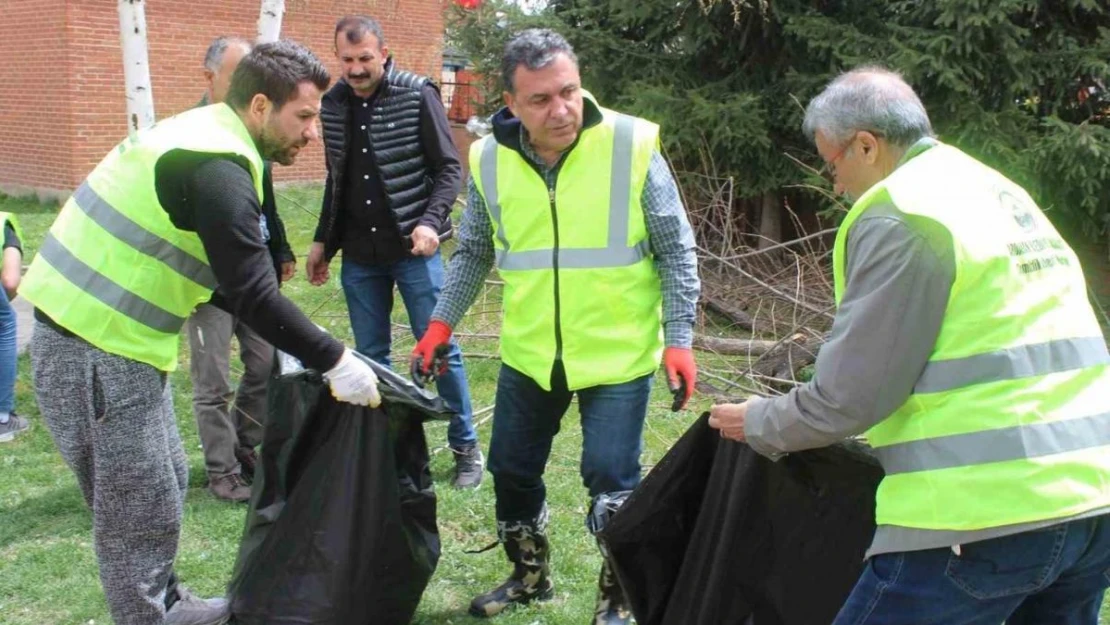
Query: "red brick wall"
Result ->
[[0, 0, 447, 199], [0, 0, 74, 198], [451, 123, 475, 180]]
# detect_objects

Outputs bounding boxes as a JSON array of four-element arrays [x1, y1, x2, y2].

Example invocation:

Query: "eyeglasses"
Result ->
[[817, 131, 882, 183], [818, 138, 855, 183]]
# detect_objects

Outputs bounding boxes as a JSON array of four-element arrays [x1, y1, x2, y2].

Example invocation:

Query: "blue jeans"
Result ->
[[487, 362, 652, 523], [834, 514, 1110, 625], [340, 252, 477, 447], [0, 288, 16, 413]]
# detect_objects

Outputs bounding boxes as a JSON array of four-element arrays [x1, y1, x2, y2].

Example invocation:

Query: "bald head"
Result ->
[[803, 66, 933, 149]]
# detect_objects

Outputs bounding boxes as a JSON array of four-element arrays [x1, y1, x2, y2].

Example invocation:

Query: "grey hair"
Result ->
[[802, 66, 934, 149], [203, 36, 251, 72], [501, 28, 578, 93]]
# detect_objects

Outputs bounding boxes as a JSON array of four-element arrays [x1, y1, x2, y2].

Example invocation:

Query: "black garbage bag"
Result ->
[[598, 413, 884, 625], [227, 352, 455, 625]]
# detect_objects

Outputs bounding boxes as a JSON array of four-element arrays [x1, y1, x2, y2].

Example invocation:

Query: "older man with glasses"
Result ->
[[710, 66, 1110, 625]]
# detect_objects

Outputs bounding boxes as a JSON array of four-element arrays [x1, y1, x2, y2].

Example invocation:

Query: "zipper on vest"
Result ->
[[548, 183, 564, 362]]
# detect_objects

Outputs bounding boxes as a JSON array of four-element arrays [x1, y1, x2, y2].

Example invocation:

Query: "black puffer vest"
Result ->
[[318, 59, 451, 260]]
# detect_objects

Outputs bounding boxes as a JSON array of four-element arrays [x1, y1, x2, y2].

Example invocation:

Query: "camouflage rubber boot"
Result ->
[[469, 507, 554, 617], [587, 490, 635, 624], [593, 556, 633, 624]]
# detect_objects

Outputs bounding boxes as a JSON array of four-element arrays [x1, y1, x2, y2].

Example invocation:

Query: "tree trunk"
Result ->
[[700, 290, 756, 331], [751, 336, 821, 384], [258, 0, 285, 43], [117, 0, 155, 136], [757, 191, 781, 249], [693, 334, 790, 356]]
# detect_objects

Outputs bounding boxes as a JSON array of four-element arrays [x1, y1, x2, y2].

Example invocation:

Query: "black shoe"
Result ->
[[469, 507, 554, 617], [452, 442, 484, 489]]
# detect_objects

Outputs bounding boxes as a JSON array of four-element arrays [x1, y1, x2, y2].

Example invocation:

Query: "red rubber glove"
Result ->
[[412, 320, 453, 376], [663, 347, 697, 410]]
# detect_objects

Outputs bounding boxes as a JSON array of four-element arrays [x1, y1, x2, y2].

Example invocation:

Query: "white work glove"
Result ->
[[323, 349, 382, 408]]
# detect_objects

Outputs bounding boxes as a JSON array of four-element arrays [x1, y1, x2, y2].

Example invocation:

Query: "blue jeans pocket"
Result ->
[[871, 551, 906, 584], [944, 526, 1066, 600]]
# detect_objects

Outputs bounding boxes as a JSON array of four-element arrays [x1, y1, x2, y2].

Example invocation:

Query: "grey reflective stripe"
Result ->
[[915, 337, 1110, 394], [497, 240, 651, 271], [484, 114, 648, 271], [607, 114, 635, 249], [73, 182, 217, 289], [875, 410, 1110, 475], [495, 248, 544, 271], [480, 138, 511, 253], [39, 232, 186, 334]]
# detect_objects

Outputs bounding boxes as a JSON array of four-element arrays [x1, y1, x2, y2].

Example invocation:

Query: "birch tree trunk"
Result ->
[[117, 0, 155, 136], [258, 0, 285, 43]]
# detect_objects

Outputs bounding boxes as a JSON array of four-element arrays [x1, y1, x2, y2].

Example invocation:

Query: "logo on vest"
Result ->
[[1000, 190, 1037, 233], [998, 189, 1072, 275]]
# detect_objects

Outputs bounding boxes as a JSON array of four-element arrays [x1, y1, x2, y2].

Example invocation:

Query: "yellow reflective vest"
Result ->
[[22, 104, 265, 372], [833, 139, 1110, 531], [469, 105, 663, 390]]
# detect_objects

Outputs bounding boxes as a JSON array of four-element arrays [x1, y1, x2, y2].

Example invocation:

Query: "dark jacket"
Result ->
[[316, 59, 453, 261]]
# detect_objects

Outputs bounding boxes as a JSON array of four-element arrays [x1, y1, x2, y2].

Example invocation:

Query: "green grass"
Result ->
[[3, 188, 1110, 624]]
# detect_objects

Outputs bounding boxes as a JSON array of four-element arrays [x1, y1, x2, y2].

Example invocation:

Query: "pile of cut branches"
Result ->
[[682, 167, 838, 401]]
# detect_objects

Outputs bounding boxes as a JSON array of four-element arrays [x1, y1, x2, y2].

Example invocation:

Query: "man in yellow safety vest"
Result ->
[[710, 66, 1110, 625], [22, 41, 380, 625], [412, 29, 701, 623]]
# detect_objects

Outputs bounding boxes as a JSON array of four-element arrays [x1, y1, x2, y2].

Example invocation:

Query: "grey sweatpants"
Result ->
[[185, 303, 272, 477], [31, 320, 187, 625]]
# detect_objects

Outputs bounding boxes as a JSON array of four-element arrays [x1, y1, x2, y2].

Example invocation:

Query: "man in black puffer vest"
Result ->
[[307, 15, 482, 489]]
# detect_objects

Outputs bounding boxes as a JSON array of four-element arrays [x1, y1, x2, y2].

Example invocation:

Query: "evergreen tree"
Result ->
[[449, 0, 1110, 250]]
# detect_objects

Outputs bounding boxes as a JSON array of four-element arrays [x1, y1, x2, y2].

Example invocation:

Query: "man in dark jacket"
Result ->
[[306, 15, 482, 488], [185, 36, 297, 503]]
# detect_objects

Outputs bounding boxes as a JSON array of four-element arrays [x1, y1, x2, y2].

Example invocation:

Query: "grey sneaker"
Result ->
[[452, 443, 484, 489], [0, 413, 29, 443], [165, 585, 230, 625], [208, 473, 251, 503]]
